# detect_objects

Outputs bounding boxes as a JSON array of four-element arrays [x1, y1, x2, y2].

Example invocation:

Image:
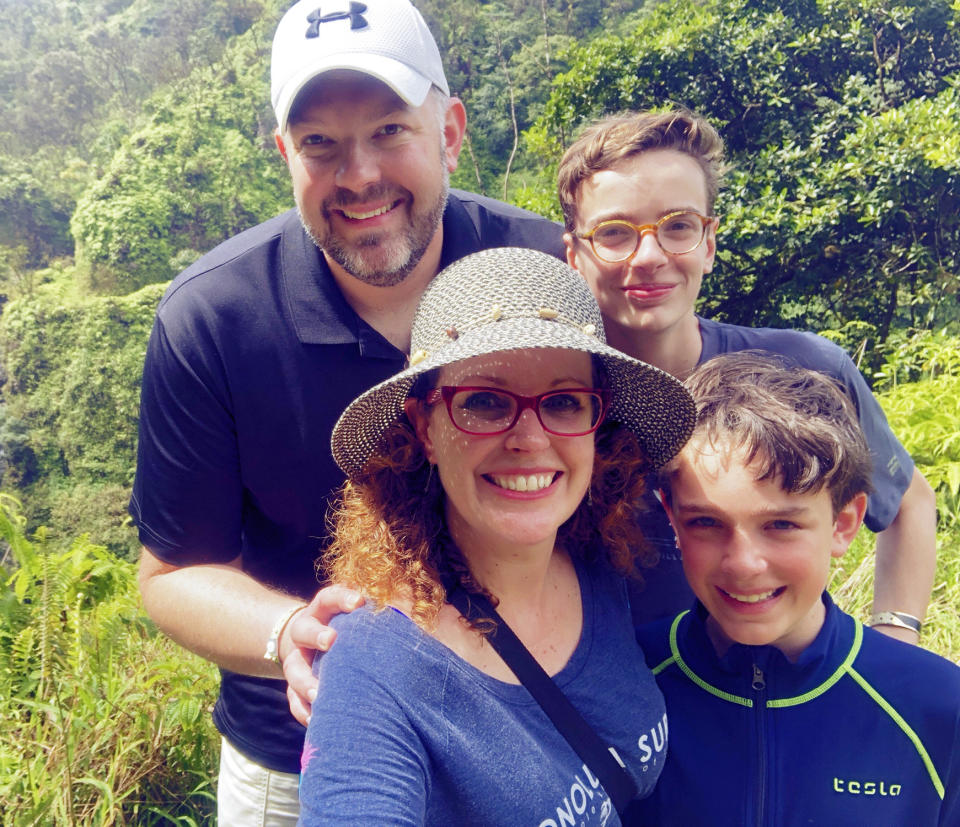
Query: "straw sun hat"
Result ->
[[331, 247, 695, 477]]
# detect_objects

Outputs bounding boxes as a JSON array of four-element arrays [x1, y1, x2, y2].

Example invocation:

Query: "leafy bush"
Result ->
[[880, 378, 960, 527], [872, 328, 960, 388], [44, 481, 143, 563], [0, 280, 165, 553], [527, 0, 960, 338], [70, 15, 291, 294]]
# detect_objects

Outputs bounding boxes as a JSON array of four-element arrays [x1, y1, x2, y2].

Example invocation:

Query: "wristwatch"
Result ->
[[866, 611, 922, 634]]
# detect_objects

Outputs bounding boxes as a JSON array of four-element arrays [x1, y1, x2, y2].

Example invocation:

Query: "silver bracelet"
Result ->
[[866, 611, 922, 634], [263, 604, 307, 665]]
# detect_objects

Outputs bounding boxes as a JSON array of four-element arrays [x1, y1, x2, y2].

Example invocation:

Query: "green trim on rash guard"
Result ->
[[654, 612, 944, 800], [767, 621, 864, 708], [665, 611, 754, 708], [847, 663, 946, 799], [659, 611, 864, 711], [653, 609, 944, 800], [651, 655, 675, 675], [634, 595, 960, 826]]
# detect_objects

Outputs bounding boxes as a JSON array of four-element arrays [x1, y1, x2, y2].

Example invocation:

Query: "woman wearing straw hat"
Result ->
[[298, 247, 695, 825]]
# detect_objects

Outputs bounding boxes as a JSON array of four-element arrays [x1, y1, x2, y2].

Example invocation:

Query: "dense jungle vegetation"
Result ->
[[1, 0, 958, 822]]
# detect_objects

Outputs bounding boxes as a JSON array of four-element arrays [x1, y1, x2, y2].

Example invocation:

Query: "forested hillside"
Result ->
[[1, 1, 959, 820], [1, 0, 958, 555]]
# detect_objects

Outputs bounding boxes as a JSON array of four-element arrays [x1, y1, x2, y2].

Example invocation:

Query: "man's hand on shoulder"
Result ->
[[280, 585, 364, 726]]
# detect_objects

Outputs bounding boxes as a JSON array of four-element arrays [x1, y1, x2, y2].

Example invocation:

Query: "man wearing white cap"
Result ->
[[130, 1, 564, 822]]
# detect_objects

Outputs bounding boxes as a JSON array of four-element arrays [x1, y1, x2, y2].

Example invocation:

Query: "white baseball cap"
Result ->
[[271, 0, 450, 132]]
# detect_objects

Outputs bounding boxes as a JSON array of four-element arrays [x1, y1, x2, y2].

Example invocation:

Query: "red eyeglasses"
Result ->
[[425, 386, 608, 436]]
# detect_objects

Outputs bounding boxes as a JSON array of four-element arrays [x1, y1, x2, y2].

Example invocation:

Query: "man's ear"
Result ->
[[442, 97, 467, 173], [702, 216, 719, 274], [564, 232, 580, 270], [275, 129, 289, 163], [830, 491, 868, 559], [403, 398, 435, 463]]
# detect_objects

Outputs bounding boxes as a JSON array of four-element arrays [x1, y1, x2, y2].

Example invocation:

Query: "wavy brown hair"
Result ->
[[320, 417, 652, 631], [557, 108, 727, 231], [659, 352, 873, 515]]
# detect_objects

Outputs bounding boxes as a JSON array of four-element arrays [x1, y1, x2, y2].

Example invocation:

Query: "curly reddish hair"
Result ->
[[320, 418, 652, 631]]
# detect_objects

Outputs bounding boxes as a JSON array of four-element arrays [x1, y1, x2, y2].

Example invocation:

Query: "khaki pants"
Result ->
[[217, 736, 300, 826]]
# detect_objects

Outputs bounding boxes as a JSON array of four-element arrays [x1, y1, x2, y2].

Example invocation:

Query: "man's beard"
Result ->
[[300, 168, 449, 288]]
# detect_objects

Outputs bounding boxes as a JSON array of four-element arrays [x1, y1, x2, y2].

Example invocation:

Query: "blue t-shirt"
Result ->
[[299, 559, 667, 825], [628, 316, 916, 626], [129, 191, 565, 772]]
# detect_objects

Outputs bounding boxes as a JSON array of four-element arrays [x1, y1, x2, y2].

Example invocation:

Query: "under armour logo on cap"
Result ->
[[271, 0, 450, 130], [305, 2, 369, 37]]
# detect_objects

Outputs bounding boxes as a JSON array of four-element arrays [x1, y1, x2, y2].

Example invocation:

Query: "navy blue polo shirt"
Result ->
[[628, 315, 915, 628], [130, 190, 564, 772]]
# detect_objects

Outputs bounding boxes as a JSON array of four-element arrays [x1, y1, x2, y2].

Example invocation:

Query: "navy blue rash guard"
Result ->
[[635, 594, 960, 826]]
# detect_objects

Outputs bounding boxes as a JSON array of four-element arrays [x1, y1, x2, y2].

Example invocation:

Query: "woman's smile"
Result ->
[[484, 470, 561, 495], [409, 349, 597, 555]]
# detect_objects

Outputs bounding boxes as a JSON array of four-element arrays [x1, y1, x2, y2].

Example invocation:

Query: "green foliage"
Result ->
[[71, 23, 290, 293], [1, 281, 162, 481], [418, 0, 598, 197], [45, 483, 143, 564], [0, 0, 265, 156], [872, 327, 960, 387], [830, 519, 960, 663], [882, 375, 960, 509], [0, 495, 219, 825], [0, 1, 268, 279], [0, 156, 74, 271], [528, 0, 960, 338], [716, 82, 960, 339], [0, 280, 165, 555]]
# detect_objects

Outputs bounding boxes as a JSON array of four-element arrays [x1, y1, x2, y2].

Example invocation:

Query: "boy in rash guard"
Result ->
[[634, 352, 960, 827]]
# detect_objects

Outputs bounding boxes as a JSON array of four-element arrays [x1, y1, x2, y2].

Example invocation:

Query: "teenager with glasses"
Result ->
[[559, 108, 937, 638], [298, 247, 695, 824]]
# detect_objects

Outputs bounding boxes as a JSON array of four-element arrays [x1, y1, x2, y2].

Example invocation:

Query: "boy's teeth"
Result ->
[[491, 473, 554, 492], [343, 204, 391, 220], [726, 589, 777, 604]]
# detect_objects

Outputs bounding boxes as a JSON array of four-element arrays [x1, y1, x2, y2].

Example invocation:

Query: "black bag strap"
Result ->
[[447, 588, 640, 818]]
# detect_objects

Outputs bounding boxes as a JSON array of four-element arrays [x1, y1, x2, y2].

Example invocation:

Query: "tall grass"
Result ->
[[830, 525, 960, 663], [0, 495, 218, 826]]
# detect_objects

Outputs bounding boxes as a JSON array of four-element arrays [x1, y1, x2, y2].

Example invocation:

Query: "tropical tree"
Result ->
[[70, 17, 290, 293], [527, 0, 960, 341]]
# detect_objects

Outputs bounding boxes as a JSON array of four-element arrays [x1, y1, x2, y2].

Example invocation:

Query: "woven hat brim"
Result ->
[[331, 317, 694, 477]]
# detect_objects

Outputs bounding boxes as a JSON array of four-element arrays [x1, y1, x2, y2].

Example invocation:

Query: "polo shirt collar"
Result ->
[[438, 193, 481, 268], [280, 195, 479, 357], [279, 213, 398, 360]]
